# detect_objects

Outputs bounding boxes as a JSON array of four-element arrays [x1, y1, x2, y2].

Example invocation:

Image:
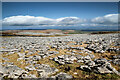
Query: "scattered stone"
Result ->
[[1, 33, 119, 78], [53, 55, 77, 65], [34, 64, 59, 78], [51, 72, 73, 79], [25, 65, 36, 71], [79, 58, 120, 75]]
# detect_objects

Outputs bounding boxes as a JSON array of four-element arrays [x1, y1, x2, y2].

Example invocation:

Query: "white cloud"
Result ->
[[91, 14, 119, 25], [57, 17, 86, 26], [2, 14, 119, 27], [2, 15, 55, 26], [80, 23, 99, 27], [2, 15, 85, 26], [80, 14, 119, 27]]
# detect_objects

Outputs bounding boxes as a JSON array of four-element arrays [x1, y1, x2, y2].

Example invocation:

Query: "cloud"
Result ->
[[91, 14, 119, 26], [2, 14, 119, 27], [2, 15, 55, 26], [2, 15, 85, 26]]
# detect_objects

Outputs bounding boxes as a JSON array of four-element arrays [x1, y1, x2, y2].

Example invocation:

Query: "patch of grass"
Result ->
[[68, 30, 91, 34], [2, 51, 30, 69], [90, 31, 120, 34], [28, 70, 38, 77]]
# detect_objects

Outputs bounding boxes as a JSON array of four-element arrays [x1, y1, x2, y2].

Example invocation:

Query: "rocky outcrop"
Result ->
[[35, 64, 59, 78], [51, 72, 73, 80], [52, 55, 77, 65], [79, 58, 120, 76]]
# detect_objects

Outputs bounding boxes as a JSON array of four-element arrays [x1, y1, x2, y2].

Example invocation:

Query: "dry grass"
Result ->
[[1, 49, 30, 69], [28, 70, 38, 77]]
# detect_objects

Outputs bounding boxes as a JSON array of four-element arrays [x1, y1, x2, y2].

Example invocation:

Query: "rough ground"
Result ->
[[0, 33, 120, 79]]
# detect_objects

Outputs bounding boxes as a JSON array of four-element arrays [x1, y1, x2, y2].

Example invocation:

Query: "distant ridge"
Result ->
[[1, 29, 119, 32]]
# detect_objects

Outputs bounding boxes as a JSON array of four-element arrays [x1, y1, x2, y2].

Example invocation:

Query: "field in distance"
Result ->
[[1, 29, 120, 37]]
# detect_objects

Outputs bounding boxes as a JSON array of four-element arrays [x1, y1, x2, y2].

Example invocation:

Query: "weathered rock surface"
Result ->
[[0, 65, 29, 78], [51, 72, 73, 80], [52, 55, 77, 65], [35, 64, 59, 78], [0, 33, 120, 78], [79, 58, 120, 76]]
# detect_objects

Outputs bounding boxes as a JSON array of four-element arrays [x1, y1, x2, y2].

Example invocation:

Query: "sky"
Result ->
[[2, 2, 119, 30]]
